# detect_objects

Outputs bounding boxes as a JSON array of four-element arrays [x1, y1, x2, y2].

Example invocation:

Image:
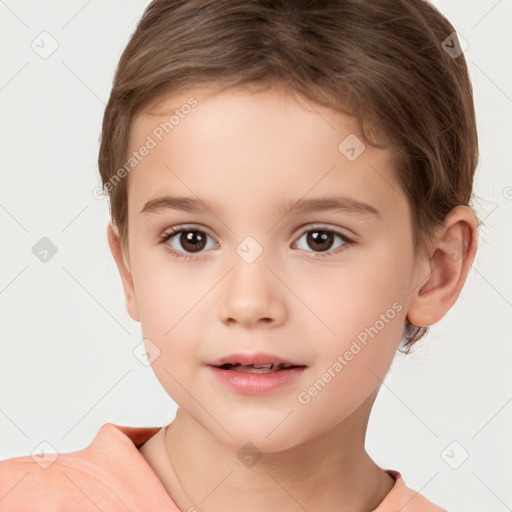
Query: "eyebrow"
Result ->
[[140, 195, 380, 219]]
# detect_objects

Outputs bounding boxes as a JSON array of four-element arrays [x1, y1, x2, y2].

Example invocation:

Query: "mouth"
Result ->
[[207, 352, 307, 374], [208, 356, 307, 394], [214, 362, 304, 373]]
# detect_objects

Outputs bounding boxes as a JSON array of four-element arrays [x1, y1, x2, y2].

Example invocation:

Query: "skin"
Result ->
[[107, 82, 477, 512]]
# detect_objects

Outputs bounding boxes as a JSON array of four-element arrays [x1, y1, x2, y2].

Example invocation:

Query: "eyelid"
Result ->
[[294, 223, 356, 242], [160, 223, 217, 241]]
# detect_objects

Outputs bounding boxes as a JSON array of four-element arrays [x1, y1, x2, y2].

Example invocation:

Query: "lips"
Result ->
[[207, 352, 306, 374], [208, 352, 307, 394]]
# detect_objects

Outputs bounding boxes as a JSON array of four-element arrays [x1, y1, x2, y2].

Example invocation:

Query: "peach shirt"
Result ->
[[0, 423, 448, 511]]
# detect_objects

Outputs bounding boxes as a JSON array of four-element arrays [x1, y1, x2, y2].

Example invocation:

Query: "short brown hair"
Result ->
[[98, 0, 478, 353]]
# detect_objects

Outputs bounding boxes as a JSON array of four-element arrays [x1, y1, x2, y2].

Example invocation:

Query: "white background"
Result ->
[[0, 1, 511, 510]]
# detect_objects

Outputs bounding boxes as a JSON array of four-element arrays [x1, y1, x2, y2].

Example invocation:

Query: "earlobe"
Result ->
[[407, 206, 478, 328], [106, 221, 140, 322]]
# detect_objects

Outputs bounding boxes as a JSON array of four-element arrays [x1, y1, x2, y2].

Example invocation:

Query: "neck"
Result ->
[[158, 395, 395, 512]]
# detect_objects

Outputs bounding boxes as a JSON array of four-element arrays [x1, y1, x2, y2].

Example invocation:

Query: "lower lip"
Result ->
[[208, 366, 306, 394]]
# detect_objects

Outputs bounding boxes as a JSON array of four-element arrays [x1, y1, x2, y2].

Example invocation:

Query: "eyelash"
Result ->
[[158, 224, 354, 261]]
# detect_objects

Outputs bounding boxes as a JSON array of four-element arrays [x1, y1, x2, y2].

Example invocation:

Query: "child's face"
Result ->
[[119, 83, 425, 450]]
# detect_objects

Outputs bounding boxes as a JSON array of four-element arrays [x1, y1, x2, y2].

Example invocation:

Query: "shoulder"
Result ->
[[373, 470, 449, 512], [0, 450, 129, 511], [0, 423, 164, 512]]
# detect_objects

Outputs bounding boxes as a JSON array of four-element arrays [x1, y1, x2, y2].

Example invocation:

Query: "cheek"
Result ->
[[135, 271, 204, 409], [295, 248, 410, 347], [294, 277, 407, 426], [130, 240, 205, 332], [128, 250, 206, 402], [293, 247, 411, 395]]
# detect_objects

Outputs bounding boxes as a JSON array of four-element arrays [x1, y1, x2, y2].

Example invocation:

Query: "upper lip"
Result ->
[[207, 352, 306, 367]]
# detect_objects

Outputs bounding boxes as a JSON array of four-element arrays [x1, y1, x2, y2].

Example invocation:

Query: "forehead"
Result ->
[[126, 84, 404, 218]]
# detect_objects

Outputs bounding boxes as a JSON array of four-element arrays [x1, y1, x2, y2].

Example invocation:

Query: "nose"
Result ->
[[218, 254, 287, 329]]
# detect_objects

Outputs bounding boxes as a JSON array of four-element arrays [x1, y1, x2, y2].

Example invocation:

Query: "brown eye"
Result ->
[[306, 230, 335, 252], [178, 230, 207, 252], [295, 227, 349, 254], [161, 227, 216, 255]]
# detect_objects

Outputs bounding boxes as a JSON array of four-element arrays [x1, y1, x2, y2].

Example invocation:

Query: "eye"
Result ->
[[294, 226, 352, 257], [159, 224, 353, 260], [159, 225, 217, 258]]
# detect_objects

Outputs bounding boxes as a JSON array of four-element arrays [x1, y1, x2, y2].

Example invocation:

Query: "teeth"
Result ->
[[232, 364, 279, 373], [219, 362, 294, 373]]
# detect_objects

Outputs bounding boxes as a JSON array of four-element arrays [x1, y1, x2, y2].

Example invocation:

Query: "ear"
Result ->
[[407, 205, 478, 327], [106, 221, 140, 322]]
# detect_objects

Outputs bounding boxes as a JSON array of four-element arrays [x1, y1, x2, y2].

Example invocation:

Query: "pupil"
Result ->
[[181, 231, 206, 252], [307, 230, 333, 252]]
